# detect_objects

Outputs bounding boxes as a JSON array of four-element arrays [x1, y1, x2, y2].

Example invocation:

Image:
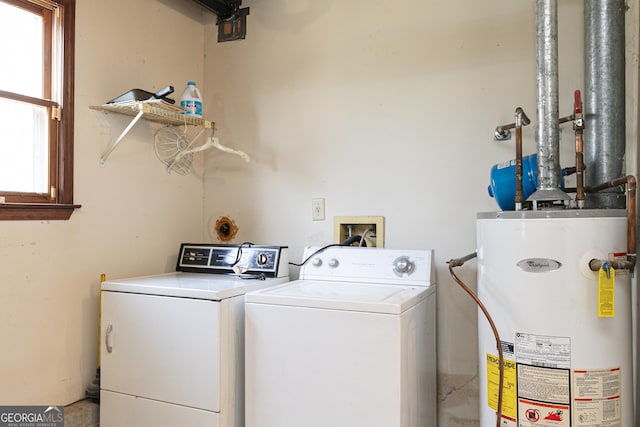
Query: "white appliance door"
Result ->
[[101, 291, 220, 411], [100, 390, 219, 427], [246, 302, 403, 427]]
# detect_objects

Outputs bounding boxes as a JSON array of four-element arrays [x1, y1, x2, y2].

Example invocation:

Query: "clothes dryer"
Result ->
[[100, 243, 289, 427]]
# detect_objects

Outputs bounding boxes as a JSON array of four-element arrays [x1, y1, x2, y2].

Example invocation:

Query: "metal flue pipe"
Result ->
[[528, 0, 570, 206], [584, 0, 626, 209]]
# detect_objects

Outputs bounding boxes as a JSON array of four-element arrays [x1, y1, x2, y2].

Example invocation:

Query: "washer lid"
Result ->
[[102, 272, 289, 301], [244, 280, 432, 314]]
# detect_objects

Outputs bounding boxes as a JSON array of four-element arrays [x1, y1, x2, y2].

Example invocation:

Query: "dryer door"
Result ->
[[101, 291, 220, 411]]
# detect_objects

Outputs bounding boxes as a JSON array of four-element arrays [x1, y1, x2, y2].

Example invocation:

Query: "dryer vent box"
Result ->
[[334, 216, 384, 248]]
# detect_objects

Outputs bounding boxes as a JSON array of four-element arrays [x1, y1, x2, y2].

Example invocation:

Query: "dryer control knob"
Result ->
[[312, 258, 322, 267], [328, 258, 339, 268], [393, 256, 414, 275], [256, 253, 269, 265]]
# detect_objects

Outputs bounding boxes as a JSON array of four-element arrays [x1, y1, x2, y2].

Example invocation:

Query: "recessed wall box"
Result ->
[[334, 216, 385, 248]]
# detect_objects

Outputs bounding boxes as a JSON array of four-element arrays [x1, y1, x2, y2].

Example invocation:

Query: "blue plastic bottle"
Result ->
[[180, 82, 203, 118]]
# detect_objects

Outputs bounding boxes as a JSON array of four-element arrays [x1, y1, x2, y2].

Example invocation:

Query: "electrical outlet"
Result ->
[[334, 216, 384, 248], [312, 198, 325, 221]]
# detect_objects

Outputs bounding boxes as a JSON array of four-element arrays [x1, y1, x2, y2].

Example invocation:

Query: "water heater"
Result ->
[[477, 210, 632, 427]]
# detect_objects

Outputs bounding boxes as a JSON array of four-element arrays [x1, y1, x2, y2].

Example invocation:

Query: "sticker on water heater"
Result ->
[[516, 364, 571, 427], [486, 353, 518, 422], [500, 340, 515, 357], [515, 333, 571, 369], [518, 398, 570, 427], [517, 364, 570, 404], [516, 258, 562, 273], [572, 368, 622, 426]]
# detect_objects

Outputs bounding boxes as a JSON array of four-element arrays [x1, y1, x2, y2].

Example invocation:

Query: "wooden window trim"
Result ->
[[0, 203, 80, 220], [0, 0, 80, 220]]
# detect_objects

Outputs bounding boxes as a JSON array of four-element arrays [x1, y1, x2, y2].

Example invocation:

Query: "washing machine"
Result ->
[[99, 243, 289, 427], [244, 245, 437, 427]]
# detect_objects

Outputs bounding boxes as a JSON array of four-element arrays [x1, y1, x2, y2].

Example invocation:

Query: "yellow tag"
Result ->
[[598, 266, 615, 317]]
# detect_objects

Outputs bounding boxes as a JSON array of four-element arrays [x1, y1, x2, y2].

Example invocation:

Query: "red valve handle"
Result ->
[[574, 90, 582, 115]]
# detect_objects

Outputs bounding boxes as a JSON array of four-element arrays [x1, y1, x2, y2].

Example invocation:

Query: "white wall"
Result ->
[[0, 0, 206, 405], [202, 1, 638, 425]]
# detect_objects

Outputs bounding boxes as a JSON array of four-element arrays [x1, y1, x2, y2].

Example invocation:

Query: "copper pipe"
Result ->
[[575, 132, 585, 203], [573, 90, 585, 207], [586, 175, 637, 271], [515, 110, 524, 210], [585, 175, 633, 193], [514, 108, 530, 210], [447, 253, 504, 427], [624, 176, 635, 265]]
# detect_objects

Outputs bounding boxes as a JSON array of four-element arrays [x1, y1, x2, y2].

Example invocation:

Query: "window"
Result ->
[[0, 0, 77, 220]]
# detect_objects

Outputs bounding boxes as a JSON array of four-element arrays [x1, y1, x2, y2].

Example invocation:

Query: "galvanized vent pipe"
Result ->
[[529, 0, 570, 206], [584, 0, 626, 209]]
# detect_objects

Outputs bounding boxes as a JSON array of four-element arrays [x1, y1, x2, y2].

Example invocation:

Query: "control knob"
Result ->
[[256, 253, 269, 266], [393, 256, 414, 276]]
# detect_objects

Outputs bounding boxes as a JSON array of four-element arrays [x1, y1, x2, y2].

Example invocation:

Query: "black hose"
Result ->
[[341, 235, 366, 246]]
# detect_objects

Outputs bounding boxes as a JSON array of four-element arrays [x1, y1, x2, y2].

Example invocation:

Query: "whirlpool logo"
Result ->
[[0, 406, 64, 427], [517, 258, 562, 273]]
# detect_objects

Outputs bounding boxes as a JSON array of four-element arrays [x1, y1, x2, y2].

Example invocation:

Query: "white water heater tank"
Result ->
[[477, 210, 632, 427]]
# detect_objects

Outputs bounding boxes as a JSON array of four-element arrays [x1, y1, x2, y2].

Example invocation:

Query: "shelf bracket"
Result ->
[[100, 109, 145, 166]]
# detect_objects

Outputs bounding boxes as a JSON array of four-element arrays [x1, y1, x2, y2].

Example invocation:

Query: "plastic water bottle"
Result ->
[[180, 82, 203, 118]]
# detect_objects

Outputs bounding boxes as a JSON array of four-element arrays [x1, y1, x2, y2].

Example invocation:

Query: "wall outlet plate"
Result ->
[[334, 216, 384, 248], [312, 198, 325, 221]]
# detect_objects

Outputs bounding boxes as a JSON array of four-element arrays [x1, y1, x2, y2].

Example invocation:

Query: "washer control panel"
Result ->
[[176, 243, 289, 278], [300, 246, 434, 285]]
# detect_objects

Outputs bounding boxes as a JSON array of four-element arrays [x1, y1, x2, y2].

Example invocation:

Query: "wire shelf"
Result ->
[[90, 101, 214, 165], [90, 101, 213, 128]]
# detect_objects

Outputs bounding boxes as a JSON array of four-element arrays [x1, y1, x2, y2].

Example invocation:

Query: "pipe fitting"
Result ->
[[494, 126, 512, 141], [515, 107, 531, 127], [589, 258, 635, 272], [447, 251, 478, 267]]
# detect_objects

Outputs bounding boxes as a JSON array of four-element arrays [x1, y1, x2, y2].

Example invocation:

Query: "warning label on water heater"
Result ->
[[514, 333, 572, 427], [572, 367, 622, 426], [503, 333, 624, 426], [518, 364, 570, 404], [516, 364, 571, 427], [518, 398, 571, 427]]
